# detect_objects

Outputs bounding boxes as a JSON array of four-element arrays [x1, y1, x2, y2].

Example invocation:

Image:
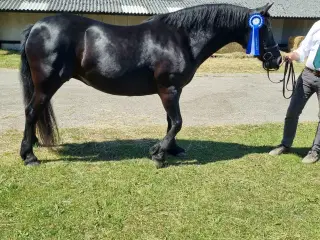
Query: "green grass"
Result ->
[[0, 49, 305, 74], [0, 49, 20, 69], [1, 123, 320, 239]]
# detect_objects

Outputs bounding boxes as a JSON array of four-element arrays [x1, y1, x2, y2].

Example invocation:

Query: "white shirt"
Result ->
[[294, 20, 320, 70]]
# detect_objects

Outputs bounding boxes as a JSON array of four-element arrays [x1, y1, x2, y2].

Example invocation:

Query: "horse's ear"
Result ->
[[260, 2, 274, 15]]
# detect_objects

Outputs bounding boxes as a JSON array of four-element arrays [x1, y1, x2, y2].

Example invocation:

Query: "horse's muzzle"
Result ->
[[263, 55, 282, 70], [262, 44, 282, 70]]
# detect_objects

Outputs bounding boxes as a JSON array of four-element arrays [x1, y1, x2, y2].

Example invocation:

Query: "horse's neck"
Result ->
[[188, 28, 243, 65]]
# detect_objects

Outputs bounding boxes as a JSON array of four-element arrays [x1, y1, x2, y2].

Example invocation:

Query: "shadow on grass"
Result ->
[[42, 139, 310, 166]]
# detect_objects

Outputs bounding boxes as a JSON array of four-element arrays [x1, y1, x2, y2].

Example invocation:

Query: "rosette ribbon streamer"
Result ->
[[246, 14, 264, 56]]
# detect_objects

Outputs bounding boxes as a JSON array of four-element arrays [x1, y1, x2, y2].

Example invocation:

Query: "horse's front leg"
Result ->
[[150, 86, 183, 168], [166, 113, 186, 157]]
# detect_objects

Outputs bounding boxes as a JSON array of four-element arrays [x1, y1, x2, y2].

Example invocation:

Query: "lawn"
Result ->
[[0, 49, 20, 69], [0, 49, 305, 74], [1, 123, 320, 239]]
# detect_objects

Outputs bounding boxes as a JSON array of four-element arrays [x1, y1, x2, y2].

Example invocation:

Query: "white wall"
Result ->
[[0, 12, 149, 49], [0, 12, 55, 42]]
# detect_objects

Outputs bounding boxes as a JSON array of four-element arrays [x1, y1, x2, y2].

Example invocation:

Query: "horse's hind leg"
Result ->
[[150, 86, 183, 168], [166, 114, 186, 157], [20, 73, 63, 166], [31, 128, 39, 146], [20, 94, 43, 165]]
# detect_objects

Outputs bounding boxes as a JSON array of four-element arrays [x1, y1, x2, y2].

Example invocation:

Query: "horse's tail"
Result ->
[[20, 25, 34, 107], [20, 24, 59, 146]]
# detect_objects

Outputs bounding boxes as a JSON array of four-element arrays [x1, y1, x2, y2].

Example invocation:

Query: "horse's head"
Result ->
[[246, 3, 282, 70]]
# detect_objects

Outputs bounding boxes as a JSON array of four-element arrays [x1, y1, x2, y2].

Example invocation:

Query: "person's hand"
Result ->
[[285, 52, 300, 63]]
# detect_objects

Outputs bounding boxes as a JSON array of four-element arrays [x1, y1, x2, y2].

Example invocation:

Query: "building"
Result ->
[[0, 0, 319, 50]]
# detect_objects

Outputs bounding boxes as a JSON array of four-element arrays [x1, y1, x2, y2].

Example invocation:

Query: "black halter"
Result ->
[[262, 44, 281, 70]]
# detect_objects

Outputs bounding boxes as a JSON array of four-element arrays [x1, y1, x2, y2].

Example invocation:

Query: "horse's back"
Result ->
[[24, 13, 193, 96]]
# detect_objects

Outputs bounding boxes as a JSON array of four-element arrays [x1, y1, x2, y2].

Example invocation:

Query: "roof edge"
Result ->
[[0, 10, 318, 20]]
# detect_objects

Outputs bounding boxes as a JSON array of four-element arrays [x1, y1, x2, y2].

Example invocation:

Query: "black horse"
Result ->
[[19, 3, 281, 168]]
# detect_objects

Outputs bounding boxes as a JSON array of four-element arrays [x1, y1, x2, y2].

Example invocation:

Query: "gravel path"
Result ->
[[0, 69, 318, 134]]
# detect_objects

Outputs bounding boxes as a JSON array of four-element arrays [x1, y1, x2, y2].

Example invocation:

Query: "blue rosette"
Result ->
[[246, 14, 264, 56]]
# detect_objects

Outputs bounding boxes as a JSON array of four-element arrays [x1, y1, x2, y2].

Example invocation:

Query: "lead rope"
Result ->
[[266, 58, 296, 99]]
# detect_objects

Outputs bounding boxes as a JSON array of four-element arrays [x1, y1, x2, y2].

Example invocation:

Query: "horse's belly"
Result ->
[[78, 71, 157, 96]]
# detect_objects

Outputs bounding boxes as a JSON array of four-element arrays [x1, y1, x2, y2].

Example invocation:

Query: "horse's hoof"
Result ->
[[153, 159, 166, 169], [149, 143, 161, 155], [25, 160, 41, 167], [151, 150, 167, 169], [24, 157, 40, 167]]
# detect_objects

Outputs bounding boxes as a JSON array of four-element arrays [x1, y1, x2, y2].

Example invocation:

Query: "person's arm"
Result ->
[[287, 21, 320, 62]]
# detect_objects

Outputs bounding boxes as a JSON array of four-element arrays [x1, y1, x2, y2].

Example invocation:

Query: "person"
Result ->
[[269, 20, 320, 164]]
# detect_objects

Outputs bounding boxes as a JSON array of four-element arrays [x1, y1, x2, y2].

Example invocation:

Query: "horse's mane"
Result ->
[[148, 4, 250, 31]]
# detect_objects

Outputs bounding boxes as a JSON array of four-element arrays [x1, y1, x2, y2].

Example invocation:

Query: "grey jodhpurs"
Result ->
[[281, 67, 320, 152]]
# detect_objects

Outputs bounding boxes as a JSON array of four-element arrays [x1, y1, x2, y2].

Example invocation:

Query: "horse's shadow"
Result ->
[[43, 138, 310, 166]]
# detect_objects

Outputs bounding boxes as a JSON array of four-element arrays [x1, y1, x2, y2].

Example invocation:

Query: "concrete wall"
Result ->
[[270, 18, 284, 44], [282, 18, 317, 44], [0, 12, 318, 50], [270, 18, 317, 45]]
